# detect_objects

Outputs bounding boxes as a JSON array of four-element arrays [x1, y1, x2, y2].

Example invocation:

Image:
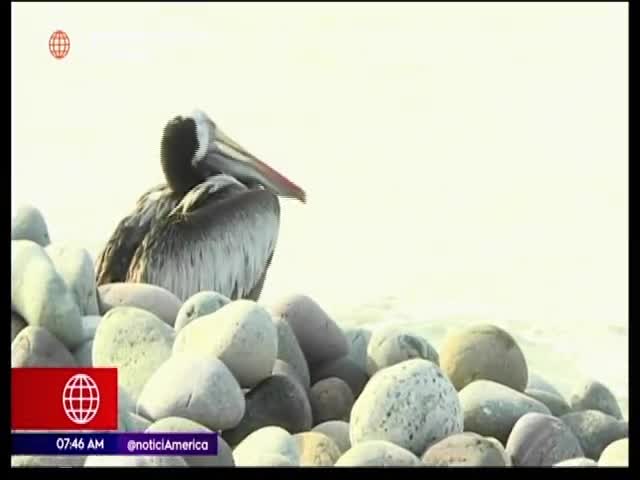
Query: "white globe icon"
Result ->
[[62, 374, 100, 425]]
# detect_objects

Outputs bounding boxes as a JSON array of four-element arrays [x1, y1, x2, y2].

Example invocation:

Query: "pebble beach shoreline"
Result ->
[[11, 205, 629, 467]]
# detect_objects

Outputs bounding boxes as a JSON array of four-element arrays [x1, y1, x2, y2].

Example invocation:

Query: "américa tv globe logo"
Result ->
[[62, 373, 100, 425], [49, 30, 70, 59]]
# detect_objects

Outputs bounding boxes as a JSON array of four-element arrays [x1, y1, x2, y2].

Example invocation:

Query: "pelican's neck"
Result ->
[[161, 153, 203, 195]]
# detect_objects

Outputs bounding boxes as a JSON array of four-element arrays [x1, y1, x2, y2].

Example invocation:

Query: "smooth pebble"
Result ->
[[223, 374, 312, 446], [232, 426, 300, 466], [146, 417, 234, 466], [335, 440, 421, 466], [11, 311, 27, 343], [85, 455, 187, 467], [12, 455, 85, 467], [554, 457, 599, 467], [459, 380, 551, 444], [310, 377, 354, 424], [78, 315, 101, 343], [121, 412, 152, 432], [366, 326, 439, 375], [570, 379, 623, 420], [343, 327, 372, 372], [506, 412, 584, 466], [272, 359, 308, 391], [270, 294, 348, 366], [527, 372, 564, 399], [137, 352, 245, 431], [350, 359, 463, 455], [12, 326, 76, 367], [440, 324, 528, 392], [273, 316, 311, 390], [45, 244, 99, 316], [174, 291, 230, 332], [240, 454, 297, 466], [11, 240, 83, 348], [312, 420, 351, 454], [560, 410, 628, 460], [72, 340, 93, 367], [422, 432, 511, 466], [173, 300, 278, 388], [294, 432, 342, 466], [525, 388, 571, 417], [598, 438, 628, 467], [98, 282, 182, 327], [311, 356, 369, 397], [11, 205, 50, 246], [92, 306, 175, 401]]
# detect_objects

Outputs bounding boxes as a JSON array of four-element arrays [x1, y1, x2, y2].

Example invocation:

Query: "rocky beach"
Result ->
[[11, 205, 629, 467]]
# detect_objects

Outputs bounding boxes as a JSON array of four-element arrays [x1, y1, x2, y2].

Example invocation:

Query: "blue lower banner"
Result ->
[[12, 432, 218, 456]]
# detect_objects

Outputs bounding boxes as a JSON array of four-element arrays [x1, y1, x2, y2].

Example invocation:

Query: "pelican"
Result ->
[[95, 110, 306, 301]]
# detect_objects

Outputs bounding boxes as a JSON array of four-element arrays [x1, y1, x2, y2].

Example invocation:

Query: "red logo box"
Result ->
[[11, 368, 118, 431]]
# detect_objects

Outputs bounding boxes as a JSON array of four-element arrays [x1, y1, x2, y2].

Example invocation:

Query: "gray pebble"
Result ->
[[173, 300, 278, 388], [146, 417, 234, 467], [239, 454, 297, 466], [270, 294, 349, 366], [366, 326, 439, 375], [92, 306, 175, 401], [312, 420, 351, 453], [525, 388, 571, 417], [137, 352, 245, 432], [12, 326, 76, 367], [174, 291, 230, 332], [527, 372, 563, 399], [343, 327, 372, 372], [11, 205, 50, 246], [310, 377, 354, 424], [553, 457, 599, 467], [11, 311, 27, 343], [72, 340, 93, 367], [223, 374, 312, 446], [294, 432, 342, 466], [273, 315, 311, 390], [45, 244, 99, 316], [233, 426, 300, 466], [120, 412, 152, 432], [560, 410, 628, 460], [598, 438, 628, 467], [272, 359, 308, 392], [78, 315, 101, 343], [350, 358, 463, 455], [422, 432, 511, 466], [570, 379, 623, 420], [440, 324, 528, 392], [335, 440, 422, 466], [11, 240, 83, 348], [98, 282, 182, 327], [506, 412, 584, 466], [85, 455, 187, 467], [459, 380, 551, 444], [311, 356, 369, 397], [12, 455, 85, 467], [69, 316, 101, 367], [116, 387, 138, 432]]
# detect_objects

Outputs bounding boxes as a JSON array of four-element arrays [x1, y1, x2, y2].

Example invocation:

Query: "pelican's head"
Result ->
[[160, 110, 306, 203]]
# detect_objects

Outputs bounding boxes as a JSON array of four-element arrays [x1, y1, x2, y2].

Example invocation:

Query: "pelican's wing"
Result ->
[[127, 176, 281, 301], [95, 184, 178, 285]]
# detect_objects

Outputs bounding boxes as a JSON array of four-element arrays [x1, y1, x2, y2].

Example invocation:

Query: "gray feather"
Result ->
[[127, 176, 280, 301], [95, 184, 179, 285]]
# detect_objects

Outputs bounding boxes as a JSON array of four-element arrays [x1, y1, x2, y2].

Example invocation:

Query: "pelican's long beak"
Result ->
[[204, 125, 306, 204]]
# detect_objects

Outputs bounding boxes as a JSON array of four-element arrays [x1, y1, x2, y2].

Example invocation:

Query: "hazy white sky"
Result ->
[[12, 3, 628, 327]]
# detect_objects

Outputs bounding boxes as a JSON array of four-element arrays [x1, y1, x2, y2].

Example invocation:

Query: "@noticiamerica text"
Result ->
[[126, 437, 210, 453]]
